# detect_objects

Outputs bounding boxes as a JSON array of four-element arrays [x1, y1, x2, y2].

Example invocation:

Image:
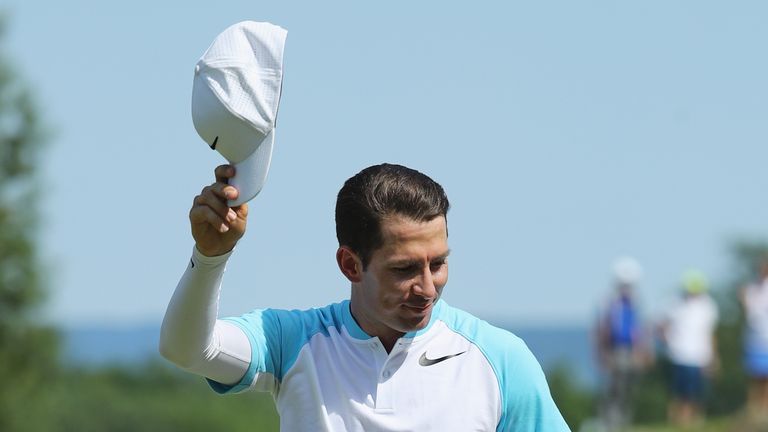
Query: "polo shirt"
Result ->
[[607, 296, 639, 347], [664, 294, 719, 367], [209, 299, 569, 431]]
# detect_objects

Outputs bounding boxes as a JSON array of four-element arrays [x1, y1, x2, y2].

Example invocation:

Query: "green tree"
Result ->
[[547, 363, 596, 429], [707, 240, 768, 417], [0, 14, 59, 431]]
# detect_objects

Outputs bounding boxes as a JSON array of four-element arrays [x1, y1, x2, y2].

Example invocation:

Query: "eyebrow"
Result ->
[[388, 250, 451, 267]]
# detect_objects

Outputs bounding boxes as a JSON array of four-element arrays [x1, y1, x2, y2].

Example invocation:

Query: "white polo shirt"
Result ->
[[664, 294, 719, 367], [210, 300, 569, 431]]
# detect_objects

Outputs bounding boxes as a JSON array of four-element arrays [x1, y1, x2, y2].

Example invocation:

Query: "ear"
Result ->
[[336, 246, 363, 283]]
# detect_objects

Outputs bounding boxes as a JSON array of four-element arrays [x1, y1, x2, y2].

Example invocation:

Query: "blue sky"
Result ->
[[5, 1, 767, 327]]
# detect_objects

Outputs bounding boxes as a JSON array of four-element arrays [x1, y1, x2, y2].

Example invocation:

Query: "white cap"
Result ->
[[191, 21, 287, 207], [613, 256, 642, 285]]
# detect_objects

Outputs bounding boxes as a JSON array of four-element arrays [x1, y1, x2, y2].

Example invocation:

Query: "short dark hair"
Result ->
[[335, 163, 450, 269]]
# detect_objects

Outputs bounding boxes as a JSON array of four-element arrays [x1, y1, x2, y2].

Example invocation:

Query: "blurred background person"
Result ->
[[740, 257, 768, 423], [658, 269, 719, 428], [595, 256, 651, 430]]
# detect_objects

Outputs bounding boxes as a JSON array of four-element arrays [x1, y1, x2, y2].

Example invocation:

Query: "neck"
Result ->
[[348, 295, 403, 354], [378, 336, 398, 354]]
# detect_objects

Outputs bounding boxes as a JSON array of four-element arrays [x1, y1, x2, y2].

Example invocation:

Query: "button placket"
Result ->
[[373, 339, 405, 410]]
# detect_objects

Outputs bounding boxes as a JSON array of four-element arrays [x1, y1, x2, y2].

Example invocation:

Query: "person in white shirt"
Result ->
[[159, 163, 569, 431], [740, 258, 768, 421], [658, 270, 719, 427]]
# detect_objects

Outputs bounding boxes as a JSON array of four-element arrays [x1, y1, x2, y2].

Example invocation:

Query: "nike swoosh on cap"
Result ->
[[209, 136, 219, 150], [418, 350, 467, 367]]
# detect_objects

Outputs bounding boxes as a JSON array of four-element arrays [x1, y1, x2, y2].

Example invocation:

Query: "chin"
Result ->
[[401, 311, 432, 331]]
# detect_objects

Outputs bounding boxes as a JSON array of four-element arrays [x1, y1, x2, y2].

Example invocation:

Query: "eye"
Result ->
[[391, 264, 419, 276], [430, 260, 447, 272]]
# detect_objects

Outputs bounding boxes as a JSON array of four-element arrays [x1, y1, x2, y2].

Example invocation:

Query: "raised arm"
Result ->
[[159, 165, 252, 385]]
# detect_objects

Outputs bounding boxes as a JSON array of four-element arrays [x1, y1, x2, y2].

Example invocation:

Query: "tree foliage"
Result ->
[[547, 362, 595, 429], [0, 15, 59, 431], [29, 363, 280, 432], [707, 240, 768, 417]]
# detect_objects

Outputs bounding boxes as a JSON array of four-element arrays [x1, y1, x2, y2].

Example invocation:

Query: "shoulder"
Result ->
[[703, 295, 719, 315], [435, 302, 548, 396], [693, 295, 716, 309], [224, 301, 349, 380], [742, 283, 761, 299], [232, 301, 348, 340], [436, 302, 527, 355], [666, 297, 685, 316], [435, 302, 569, 430]]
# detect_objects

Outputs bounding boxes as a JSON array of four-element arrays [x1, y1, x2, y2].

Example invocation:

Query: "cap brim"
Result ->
[[228, 128, 274, 207]]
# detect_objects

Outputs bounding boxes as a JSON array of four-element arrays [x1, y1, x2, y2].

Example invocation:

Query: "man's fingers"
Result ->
[[214, 164, 235, 184], [192, 185, 239, 227], [201, 186, 229, 216], [188, 164, 245, 235], [190, 204, 231, 233], [206, 183, 239, 208], [187, 165, 248, 257], [212, 165, 241, 203], [193, 194, 237, 223]]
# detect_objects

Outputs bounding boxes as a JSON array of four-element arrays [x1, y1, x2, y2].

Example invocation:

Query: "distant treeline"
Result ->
[[9, 362, 280, 432]]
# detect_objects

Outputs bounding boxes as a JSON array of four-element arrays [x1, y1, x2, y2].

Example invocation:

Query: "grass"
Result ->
[[629, 417, 731, 432], [602, 412, 768, 432], [577, 413, 762, 432]]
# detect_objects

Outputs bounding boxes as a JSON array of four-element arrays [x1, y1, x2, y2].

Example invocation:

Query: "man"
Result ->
[[740, 257, 768, 423], [160, 163, 569, 431], [658, 270, 719, 428], [595, 257, 650, 430]]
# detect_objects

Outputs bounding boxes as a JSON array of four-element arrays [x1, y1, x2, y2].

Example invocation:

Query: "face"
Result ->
[[348, 214, 449, 345]]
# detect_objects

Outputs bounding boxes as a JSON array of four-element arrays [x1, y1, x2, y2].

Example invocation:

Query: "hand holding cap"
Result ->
[[191, 21, 287, 207]]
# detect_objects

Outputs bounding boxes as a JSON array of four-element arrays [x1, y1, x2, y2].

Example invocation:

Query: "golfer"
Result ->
[[160, 163, 569, 431]]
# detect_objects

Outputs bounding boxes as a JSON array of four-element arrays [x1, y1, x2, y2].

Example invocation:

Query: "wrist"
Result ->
[[194, 244, 235, 261]]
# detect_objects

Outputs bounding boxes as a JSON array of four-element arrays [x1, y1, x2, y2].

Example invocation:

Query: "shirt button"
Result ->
[[382, 370, 391, 379]]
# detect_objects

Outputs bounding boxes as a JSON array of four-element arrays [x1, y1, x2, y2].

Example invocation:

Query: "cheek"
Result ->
[[379, 280, 411, 303], [435, 266, 449, 288]]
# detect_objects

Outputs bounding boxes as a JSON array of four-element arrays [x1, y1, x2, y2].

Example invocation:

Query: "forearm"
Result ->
[[159, 247, 251, 385]]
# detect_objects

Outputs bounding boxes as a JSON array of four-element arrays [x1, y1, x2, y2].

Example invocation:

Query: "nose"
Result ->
[[412, 266, 437, 300]]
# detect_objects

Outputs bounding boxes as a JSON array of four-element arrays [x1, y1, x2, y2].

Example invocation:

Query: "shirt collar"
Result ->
[[341, 298, 445, 341]]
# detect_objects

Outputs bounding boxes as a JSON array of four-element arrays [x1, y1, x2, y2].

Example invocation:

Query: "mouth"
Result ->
[[402, 302, 433, 313]]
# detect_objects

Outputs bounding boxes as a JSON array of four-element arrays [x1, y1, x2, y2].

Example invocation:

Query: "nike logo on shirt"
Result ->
[[418, 350, 467, 366]]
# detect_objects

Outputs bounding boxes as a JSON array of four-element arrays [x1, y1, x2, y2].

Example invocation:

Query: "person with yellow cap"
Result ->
[[658, 270, 719, 427]]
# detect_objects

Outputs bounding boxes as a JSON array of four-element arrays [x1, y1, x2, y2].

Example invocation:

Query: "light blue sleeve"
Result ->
[[207, 304, 339, 394], [494, 335, 571, 431], [440, 304, 570, 431]]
